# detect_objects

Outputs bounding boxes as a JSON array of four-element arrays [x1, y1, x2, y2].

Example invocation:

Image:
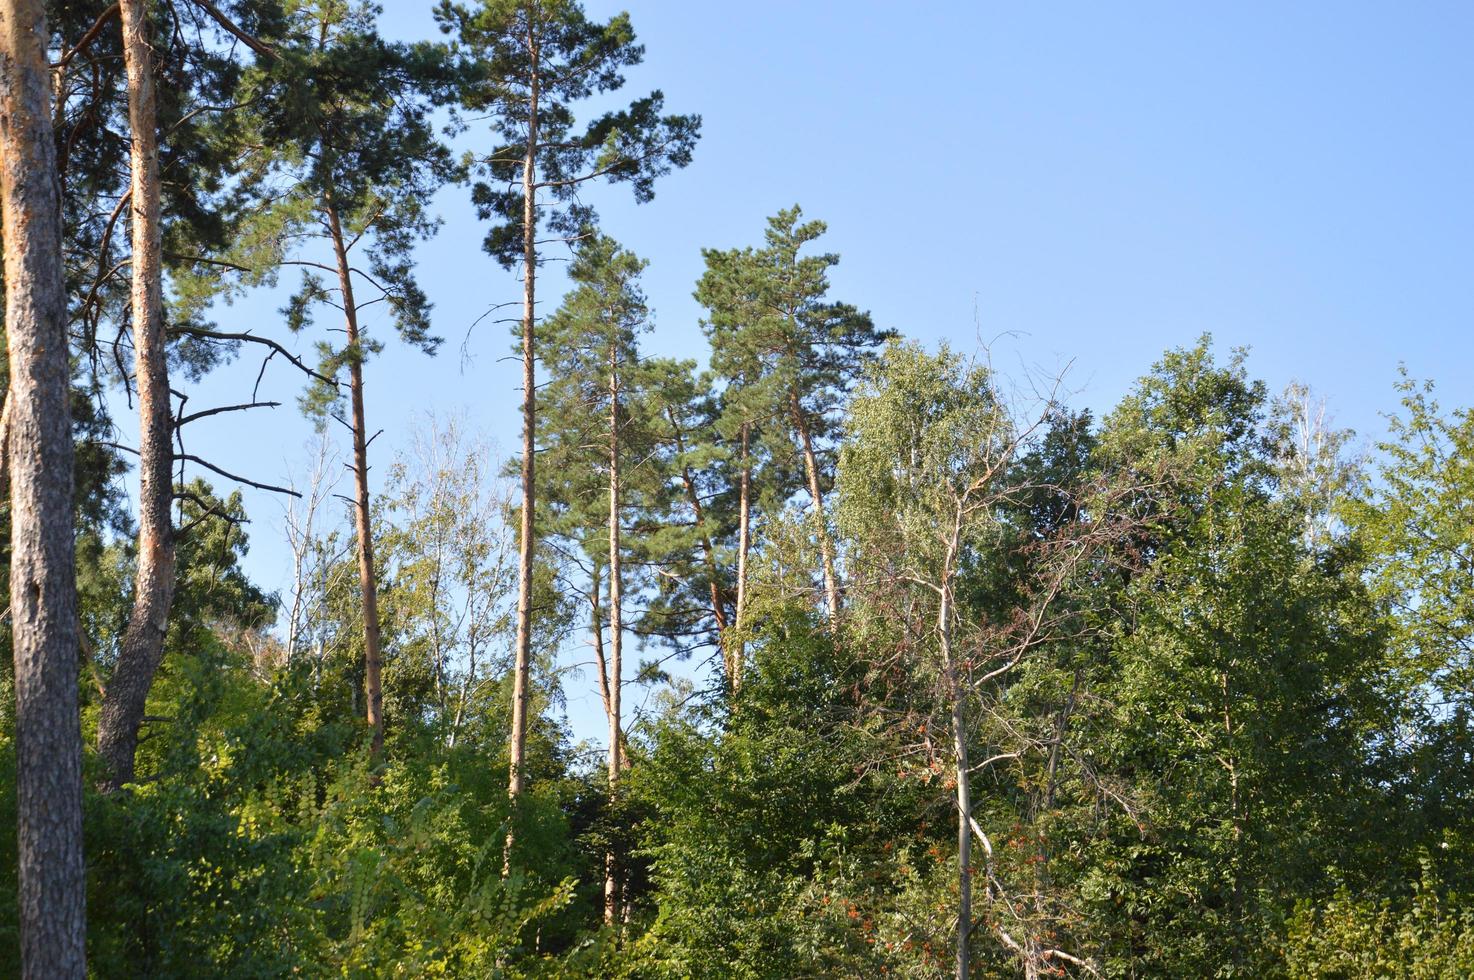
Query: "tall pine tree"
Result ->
[[437, 0, 698, 861], [698, 206, 888, 624]]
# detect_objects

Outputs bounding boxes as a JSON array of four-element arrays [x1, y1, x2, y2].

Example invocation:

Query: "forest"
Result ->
[[1, 0, 1472, 977]]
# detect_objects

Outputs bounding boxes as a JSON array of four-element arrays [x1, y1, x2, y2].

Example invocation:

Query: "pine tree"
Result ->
[[244, 0, 457, 761], [698, 207, 888, 625], [437, 0, 698, 862], [1, 0, 86, 972], [637, 359, 741, 676], [539, 233, 665, 921], [92, 0, 296, 791], [95, 0, 176, 793]]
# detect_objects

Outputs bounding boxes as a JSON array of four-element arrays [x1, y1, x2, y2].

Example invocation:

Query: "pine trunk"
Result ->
[[97, 0, 177, 793], [732, 422, 752, 689], [326, 197, 384, 760], [668, 409, 730, 672], [1, 0, 87, 972], [604, 348, 623, 925], [790, 390, 840, 619], [505, 28, 540, 872]]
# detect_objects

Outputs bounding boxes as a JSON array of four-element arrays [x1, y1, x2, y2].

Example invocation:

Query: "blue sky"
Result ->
[[173, 1, 1474, 741]]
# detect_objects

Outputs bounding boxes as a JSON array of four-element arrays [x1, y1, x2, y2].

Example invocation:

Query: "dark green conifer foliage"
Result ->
[[435, 0, 698, 854], [236, 0, 458, 760], [538, 233, 673, 920], [697, 206, 891, 624]]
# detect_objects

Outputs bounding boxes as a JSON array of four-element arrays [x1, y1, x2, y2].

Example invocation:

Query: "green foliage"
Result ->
[[1351, 372, 1474, 707], [699, 206, 890, 504], [1286, 858, 1474, 979], [436, 0, 700, 265], [234, 0, 458, 420], [614, 605, 926, 978], [11, 7, 1474, 966]]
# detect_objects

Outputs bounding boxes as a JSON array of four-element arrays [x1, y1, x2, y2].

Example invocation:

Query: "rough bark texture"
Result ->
[[505, 26, 539, 871], [0, 0, 88, 972], [326, 197, 384, 760], [790, 390, 840, 619], [97, 0, 178, 792]]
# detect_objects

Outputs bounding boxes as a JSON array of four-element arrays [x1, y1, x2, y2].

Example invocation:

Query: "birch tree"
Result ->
[[840, 342, 1127, 979]]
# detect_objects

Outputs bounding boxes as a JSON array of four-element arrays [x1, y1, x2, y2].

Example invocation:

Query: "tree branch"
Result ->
[[176, 453, 300, 497], [186, 0, 278, 60], [168, 325, 337, 387], [178, 401, 281, 426]]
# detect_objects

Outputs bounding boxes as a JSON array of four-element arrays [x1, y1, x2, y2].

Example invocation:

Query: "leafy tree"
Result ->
[[1351, 374, 1474, 714], [620, 604, 921, 979], [839, 341, 1134, 978], [377, 418, 519, 750], [1078, 340, 1393, 976]]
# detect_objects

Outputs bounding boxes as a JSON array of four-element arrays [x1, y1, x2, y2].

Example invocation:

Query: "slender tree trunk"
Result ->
[[97, 0, 177, 793], [604, 350, 624, 926], [790, 390, 839, 619], [505, 28, 540, 872], [942, 586, 971, 980], [668, 409, 730, 673], [938, 529, 970, 980], [732, 421, 752, 689], [326, 196, 384, 760], [589, 565, 611, 715], [1221, 668, 1244, 955], [0, 1, 87, 971], [586, 569, 632, 778]]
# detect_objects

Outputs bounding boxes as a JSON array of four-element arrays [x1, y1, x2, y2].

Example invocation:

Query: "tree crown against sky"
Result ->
[[3, 2, 1474, 977]]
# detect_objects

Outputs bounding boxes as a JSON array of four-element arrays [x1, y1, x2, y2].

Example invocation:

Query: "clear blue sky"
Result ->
[[174, 1, 1474, 742]]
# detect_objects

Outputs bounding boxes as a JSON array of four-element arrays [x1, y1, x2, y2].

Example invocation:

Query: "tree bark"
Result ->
[[943, 593, 971, 980], [790, 389, 840, 619], [325, 195, 384, 761], [604, 342, 623, 925], [0, 0, 87, 972], [505, 22, 540, 873], [938, 527, 970, 980], [97, 0, 177, 793]]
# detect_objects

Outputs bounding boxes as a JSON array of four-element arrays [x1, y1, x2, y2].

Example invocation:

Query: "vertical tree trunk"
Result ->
[[667, 409, 730, 674], [941, 582, 971, 980], [937, 526, 970, 980], [505, 26, 540, 872], [0, 1, 87, 972], [604, 347, 624, 925], [97, 0, 177, 793], [589, 565, 611, 716], [790, 390, 840, 619], [1221, 669, 1244, 952], [732, 421, 752, 689], [325, 196, 384, 761]]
